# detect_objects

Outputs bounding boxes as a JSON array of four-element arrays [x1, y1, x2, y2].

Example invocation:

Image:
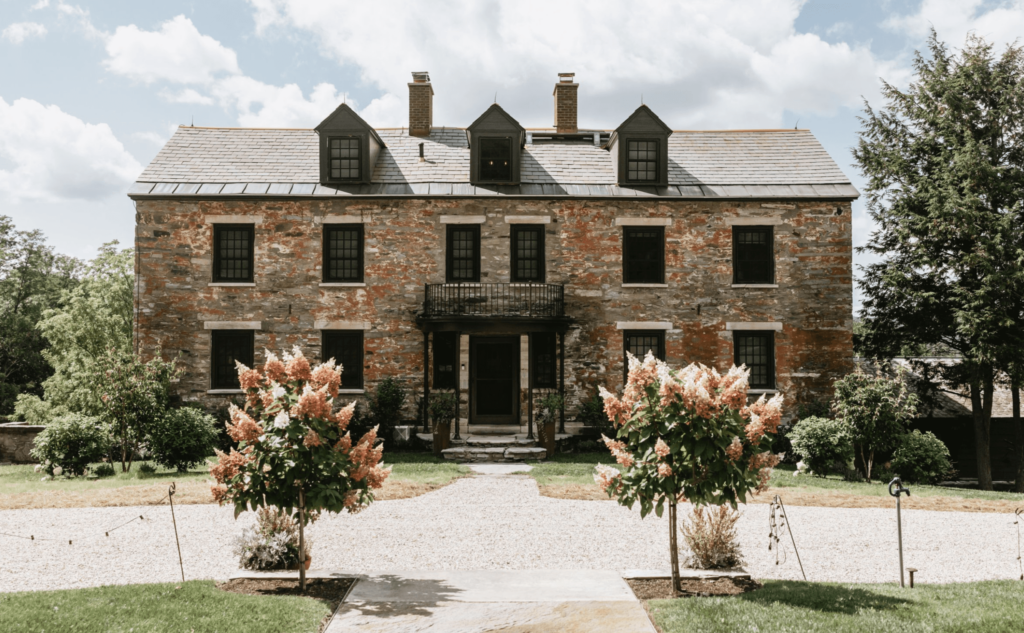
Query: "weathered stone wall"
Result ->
[[0, 423, 44, 463], [134, 196, 853, 421]]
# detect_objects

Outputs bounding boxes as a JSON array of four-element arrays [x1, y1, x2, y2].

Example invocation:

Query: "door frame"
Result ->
[[469, 335, 520, 425]]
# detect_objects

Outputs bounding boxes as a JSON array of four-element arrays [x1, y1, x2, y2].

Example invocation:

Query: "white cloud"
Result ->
[[885, 0, 1024, 51], [132, 131, 168, 146], [104, 15, 240, 84], [31, 0, 50, 9], [245, 0, 896, 129], [0, 97, 142, 202], [210, 76, 347, 127], [2, 22, 47, 44], [159, 88, 215, 106]]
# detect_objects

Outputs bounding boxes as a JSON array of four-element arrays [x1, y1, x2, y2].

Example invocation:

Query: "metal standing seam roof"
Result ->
[[130, 126, 859, 199]]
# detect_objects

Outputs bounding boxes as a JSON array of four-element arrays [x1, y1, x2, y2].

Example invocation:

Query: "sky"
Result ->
[[3, 0, 1024, 311]]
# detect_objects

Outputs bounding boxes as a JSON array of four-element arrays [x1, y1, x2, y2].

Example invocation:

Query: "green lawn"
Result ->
[[383, 452, 472, 485], [529, 452, 620, 487], [0, 460, 212, 496], [0, 580, 332, 633], [769, 464, 1024, 503], [648, 580, 1024, 633]]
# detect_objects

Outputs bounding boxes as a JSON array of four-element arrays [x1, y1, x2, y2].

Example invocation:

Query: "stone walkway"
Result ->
[[1, 472, 1021, 592]]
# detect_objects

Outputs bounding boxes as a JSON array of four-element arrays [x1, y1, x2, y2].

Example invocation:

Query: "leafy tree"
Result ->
[[832, 370, 917, 482], [594, 353, 781, 594], [853, 33, 1024, 489], [0, 215, 79, 414], [210, 348, 390, 591], [149, 407, 219, 473]]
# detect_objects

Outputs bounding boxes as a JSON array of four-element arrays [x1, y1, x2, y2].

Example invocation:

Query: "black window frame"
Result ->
[[327, 135, 362, 182], [510, 224, 545, 283], [211, 329, 255, 390], [529, 332, 557, 389], [732, 226, 775, 285], [733, 330, 775, 390], [625, 138, 659, 183], [212, 224, 255, 283], [623, 330, 665, 382], [322, 224, 364, 283], [477, 137, 513, 183], [322, 330, 364, 390], [446, 224, 481, 283], [622, 226, 665, 284], [432, 331, 459, 390]]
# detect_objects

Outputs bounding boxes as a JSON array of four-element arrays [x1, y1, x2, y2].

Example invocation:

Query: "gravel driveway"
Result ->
[[1, 473, 1020, 592]]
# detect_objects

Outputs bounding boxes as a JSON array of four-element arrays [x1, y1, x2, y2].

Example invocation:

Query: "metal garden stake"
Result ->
[[168, 482, 185, 583], [889, 476, 910, 587]]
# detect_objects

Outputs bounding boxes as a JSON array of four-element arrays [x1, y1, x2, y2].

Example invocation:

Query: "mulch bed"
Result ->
[[627, 577, 762, 600], [218, 578, 355, 632]]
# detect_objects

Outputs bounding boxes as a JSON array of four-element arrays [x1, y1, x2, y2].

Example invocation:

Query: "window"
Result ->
[[479, 138, 512, 182], [530, 332, 557, 388], [323, 225, 364, 282], [734, 331, 774, 389], [446, 225, 480, 282], [623, 330, 664, 381], [622, 226, 665, 284], [211, 330, 254, 390], [213, 224, 254, 282], [733, 226, 774, 284], [433, 332, 458, 390], [511, 225, 545, 282], [328, 137, 360, 181], [626, 139, 658, 182], [322, 330, 364, 389]]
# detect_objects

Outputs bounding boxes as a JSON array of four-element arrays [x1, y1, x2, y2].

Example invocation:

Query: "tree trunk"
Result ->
[[298, 488, 306, 593], [970, 377, 994, 490], [668, 496, 680, 596], [1012, 377, 1023, 494]]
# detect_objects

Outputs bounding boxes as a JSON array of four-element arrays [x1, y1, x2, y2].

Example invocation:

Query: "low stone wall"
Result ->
[[0, 422, 44, 463]]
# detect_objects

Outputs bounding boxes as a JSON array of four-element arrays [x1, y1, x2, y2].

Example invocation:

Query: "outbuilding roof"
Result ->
[[130, 126, 858, 199]]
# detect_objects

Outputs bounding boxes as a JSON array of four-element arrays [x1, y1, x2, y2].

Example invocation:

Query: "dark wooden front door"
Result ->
[[470, 336, 520, 425]]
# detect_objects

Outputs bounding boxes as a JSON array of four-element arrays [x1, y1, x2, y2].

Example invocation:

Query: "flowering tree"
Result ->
[[594, 353, 783, 593], [210, 347, 390, 591]]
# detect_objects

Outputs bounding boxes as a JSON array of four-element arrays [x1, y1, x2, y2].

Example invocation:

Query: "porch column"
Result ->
[[422, 331, 430, 432], [527, 339, 534, 440], [453, 330, 462, 440], [559, 331, 566, 434]]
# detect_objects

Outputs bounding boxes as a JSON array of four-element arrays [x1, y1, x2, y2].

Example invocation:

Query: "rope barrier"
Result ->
[[0, 491, 170, 544], [768, 494, 807, 580]]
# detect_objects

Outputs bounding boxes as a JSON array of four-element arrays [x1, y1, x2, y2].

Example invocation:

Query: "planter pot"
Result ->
[[287, 556, 311, 571], [432, 422, 451, 455], [538, 422, 557, 457]]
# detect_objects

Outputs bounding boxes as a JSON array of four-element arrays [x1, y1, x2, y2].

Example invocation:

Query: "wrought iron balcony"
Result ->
[[422, 283, 565, 319]]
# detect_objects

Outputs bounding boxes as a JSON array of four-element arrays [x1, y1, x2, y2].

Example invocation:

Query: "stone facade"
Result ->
[[134, 195, 853, 422]]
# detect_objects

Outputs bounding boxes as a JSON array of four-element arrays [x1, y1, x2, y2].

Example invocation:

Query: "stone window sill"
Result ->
[[207, 389, 244, 395], [622, 283, 668, 288], [337, 389, 365, 394], [748, 389, 779, 395], [208, 283, 255, 287], [732, 284, 778, 289], [319, 282, 366, 287]]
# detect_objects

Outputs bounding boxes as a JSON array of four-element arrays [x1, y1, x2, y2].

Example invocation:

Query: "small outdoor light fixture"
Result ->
[[889, 476, 911, 587]]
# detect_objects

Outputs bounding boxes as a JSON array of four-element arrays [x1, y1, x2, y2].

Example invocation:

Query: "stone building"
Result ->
[[130, 72, 858, 438]]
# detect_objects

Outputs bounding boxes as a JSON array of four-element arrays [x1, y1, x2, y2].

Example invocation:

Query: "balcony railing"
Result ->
[[422, 283, 565, 319]]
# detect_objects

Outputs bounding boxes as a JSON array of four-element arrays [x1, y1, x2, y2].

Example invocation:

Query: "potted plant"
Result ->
[[536, 393, 564, 457], [429, 392, 456, 455]]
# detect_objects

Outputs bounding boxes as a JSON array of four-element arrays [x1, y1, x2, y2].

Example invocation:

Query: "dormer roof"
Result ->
[[613, 105, 672, 136], [314, 102, 385, 147], [467, 104, 525, 145]]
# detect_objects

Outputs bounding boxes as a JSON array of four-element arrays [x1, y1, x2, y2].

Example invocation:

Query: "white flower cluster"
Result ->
[[273, 411, 290, 429]]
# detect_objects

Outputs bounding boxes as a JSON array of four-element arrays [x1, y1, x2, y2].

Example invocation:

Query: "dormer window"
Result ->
[[479, 138, 512, 182], [467, 104, 524, 186], [610, 105, 671, 187], [627, 140, 658, 182], [329, 137, 361, 181]]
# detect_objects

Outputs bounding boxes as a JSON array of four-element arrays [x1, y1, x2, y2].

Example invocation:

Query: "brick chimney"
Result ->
[[553, 72, 578, 133], [409, 71, 433, 137]]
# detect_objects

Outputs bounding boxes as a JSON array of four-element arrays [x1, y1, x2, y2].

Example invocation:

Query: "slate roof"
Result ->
[[131, 126, 858, 199]]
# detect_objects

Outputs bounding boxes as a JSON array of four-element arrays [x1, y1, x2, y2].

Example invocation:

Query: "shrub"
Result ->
[[234, 507, 311, 570], [30, 413, 108, 477], [149, 407, 219, 472], [595, 353, 782, 593], [428, 392, 456, 430], [833, 369, 917, 482], [93, 463, 115, 477], [680, 505, 744, 569], [138, 462, 157, 477], [366, 377, 407, 442], [892, 430, 954, 484], [788, 416, 855, 476]]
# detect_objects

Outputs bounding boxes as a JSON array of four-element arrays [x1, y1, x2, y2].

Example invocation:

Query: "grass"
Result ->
[[0, 452, 471, 509], [647, 579, 1024, 633], [0, 580, 332, 633]]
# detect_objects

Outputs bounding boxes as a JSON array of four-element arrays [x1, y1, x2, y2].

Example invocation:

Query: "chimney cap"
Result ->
[[558, 72, 575, 82], [411, 71, 431, 83]]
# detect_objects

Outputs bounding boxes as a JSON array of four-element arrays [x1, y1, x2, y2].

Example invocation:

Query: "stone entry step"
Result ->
[[442, 442, 546, 463]]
